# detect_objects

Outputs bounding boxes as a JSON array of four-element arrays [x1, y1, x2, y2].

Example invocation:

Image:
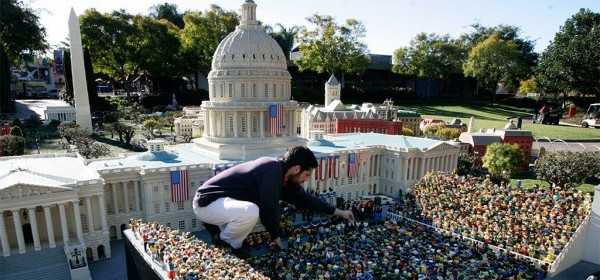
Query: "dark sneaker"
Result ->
[[212, 234, 230, 248], [231, 247, 253, 259], [203, 223, 221, 237]]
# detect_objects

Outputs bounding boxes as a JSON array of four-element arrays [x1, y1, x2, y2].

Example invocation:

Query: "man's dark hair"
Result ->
[[281, 146, 318, 171]]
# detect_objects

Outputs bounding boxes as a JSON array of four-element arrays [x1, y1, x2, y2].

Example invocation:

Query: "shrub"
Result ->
[[534, 151, 600, 190]]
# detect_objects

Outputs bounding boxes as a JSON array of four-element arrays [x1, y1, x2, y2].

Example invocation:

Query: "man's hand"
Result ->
[[334, 208, 355, 223]]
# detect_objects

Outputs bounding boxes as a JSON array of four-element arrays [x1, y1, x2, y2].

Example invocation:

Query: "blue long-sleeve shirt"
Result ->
[[193, 157, 335, 240]]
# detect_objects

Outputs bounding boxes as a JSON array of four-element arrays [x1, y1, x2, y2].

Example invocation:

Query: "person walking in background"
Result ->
[[192, 146, 355, 258]]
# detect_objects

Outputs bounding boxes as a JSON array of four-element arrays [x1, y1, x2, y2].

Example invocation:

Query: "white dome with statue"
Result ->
[[195, 0, 305, 160]]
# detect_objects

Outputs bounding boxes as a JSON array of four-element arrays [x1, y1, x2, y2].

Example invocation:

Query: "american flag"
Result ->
[[170, 170, 188, 202], [347, 152, 360, 178], [269, 104, 284, 135]]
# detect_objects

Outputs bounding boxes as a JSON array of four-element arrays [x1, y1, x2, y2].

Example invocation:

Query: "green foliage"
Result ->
[[58, 122, 89, 144], [0, 134, 25, 156], [536, 9, 600, 100], [518, 77, 538, 94], [0, 44, 14, 114], [295, 14, 370, 76], [393, 33, 465, 79], [179, 5, 239, 75], [534, 151, 600, 190], [268, 24, 300, 59], [131, 15, 182, 77], [61, 49, 74, 105], [23, 115, 41, 128], [458, 24, 538, 92], [422, 123, 444, 136], [149, 3, 184, 29], [0, 0, 47, 61], [482, 142, 524, 181], [457, 153, 482, 176], [463, 35, 526, 95], [437, 127, 461, 140], [9, 125, 22, 136], [401, 127, 415, 136]]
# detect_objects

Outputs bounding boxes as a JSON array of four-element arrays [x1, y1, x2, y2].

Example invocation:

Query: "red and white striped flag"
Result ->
[[347, 152, 360, 178], [269, 104, 284, 135], [171, 169, 188, 202]]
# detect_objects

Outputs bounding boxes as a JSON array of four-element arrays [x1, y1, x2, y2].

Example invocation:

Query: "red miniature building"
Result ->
[[336, 119, 403, 135]]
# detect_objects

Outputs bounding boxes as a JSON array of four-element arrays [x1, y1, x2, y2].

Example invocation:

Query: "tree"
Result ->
[[268, 23, 301, 59], [61, 49, 74, 105], [111, 121, 136, 145], [458, 24, 538, 93], [0, 134, 25, 156], [534, 151, 600, 190], [142, 119, 160, 138], [0, 0, 48, 113], [58, 122, 88, 144], [179, 5, 239, 77], [393, 33, 465, 96], [149, 3, 184, 29], [295, 14, 370, 78], [481, 142, 524, 181], [457, 153, 481, 176], [74, 136, 110, 159], [80, 9, 137, 79], [9, 125, 22, 136], [536, 9, 600, 101], [131, 16, 183, 78], [518, 77, 538, 94], [463, 35, 525, 98]]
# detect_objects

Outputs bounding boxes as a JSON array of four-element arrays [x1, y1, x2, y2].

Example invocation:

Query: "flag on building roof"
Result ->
[[171, 170, 188, 202], [269, 104, 284, 135], [347, 152, 360, 178]]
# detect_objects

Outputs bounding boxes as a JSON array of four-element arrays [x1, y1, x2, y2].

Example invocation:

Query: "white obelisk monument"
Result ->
[[68, 8, 93, 132]]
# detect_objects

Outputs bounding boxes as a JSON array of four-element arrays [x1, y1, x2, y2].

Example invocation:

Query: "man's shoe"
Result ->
[[212, 234, 230, 248], [203, 223, 221, 237], [231, 247, 253, 259]]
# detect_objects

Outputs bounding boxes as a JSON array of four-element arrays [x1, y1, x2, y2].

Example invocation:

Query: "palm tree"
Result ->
[[269, 23, 301, 59]]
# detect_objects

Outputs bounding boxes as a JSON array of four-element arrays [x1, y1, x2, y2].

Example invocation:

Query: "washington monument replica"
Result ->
[[68, 8, 93, 132]]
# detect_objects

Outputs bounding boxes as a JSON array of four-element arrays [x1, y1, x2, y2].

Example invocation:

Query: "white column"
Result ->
[[58, 204, 69, 246], [210, 111, 216, 137], [220, 112, 226, 137], [134, 181, 141, 212], [27, 208, 41, 251], [204, 110, 210, 136], [259, 111, 265, 137], [98, 194, 108, 233], [233, 111, 239, 138], [0, 213, 10, 256], [419, 157, 425, 180], [85, 197, 95, 232], [123, 182, 130, 214], [246, 111, 251, 138], [111, 184, 118, 214], [72, 201, 84, 244], [43, 205, 56, 248], [12, 210, 25, 253], [402, 157, 408, 181]]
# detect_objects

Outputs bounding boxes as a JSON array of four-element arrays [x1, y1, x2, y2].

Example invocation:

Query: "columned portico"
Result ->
[[85, 197, 95, 232], [134, 181, 141, 212], [98, 194, 108, 233], [72, 200, 84, 243]]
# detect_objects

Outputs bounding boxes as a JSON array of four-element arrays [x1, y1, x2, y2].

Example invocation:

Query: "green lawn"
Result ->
[[399, 102, 600, 140], [508, 178, 596, 195]]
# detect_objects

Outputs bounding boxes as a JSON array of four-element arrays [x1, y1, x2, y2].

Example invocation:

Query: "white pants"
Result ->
[[193, 197, 259, 249]]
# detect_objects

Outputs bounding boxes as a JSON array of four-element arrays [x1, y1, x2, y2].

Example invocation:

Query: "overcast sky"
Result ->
[[29, 0, 600, 55]]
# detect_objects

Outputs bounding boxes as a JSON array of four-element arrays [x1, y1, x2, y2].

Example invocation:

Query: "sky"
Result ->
[[29, 0, 600, 56]]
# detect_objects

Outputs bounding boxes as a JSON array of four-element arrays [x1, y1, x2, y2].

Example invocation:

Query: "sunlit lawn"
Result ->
[[399, 102, 600, 140]]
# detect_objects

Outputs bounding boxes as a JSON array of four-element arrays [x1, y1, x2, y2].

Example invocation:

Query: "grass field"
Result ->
[[398, 102, 600, 140], [508, 178, 596, 195]]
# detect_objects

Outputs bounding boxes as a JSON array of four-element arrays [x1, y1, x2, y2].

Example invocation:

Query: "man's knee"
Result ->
[[246, 204, 260, 221]]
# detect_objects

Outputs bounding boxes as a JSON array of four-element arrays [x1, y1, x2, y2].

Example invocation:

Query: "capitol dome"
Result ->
[[196, 0, 305, 160]]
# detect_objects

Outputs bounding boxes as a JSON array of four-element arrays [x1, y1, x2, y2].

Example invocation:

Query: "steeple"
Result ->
[[325, 74, 341, 107], [241, 0, 258, 26]]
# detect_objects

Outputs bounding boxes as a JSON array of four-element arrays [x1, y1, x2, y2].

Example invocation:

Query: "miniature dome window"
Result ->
[[253, 54, 256, 59], [243, 54, 246, 59]]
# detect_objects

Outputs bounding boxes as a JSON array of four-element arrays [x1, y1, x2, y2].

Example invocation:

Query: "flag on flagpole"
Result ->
[[347, 152, 360, 178], [269, 104, 284, 135], [171, 170, 188, 202]]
